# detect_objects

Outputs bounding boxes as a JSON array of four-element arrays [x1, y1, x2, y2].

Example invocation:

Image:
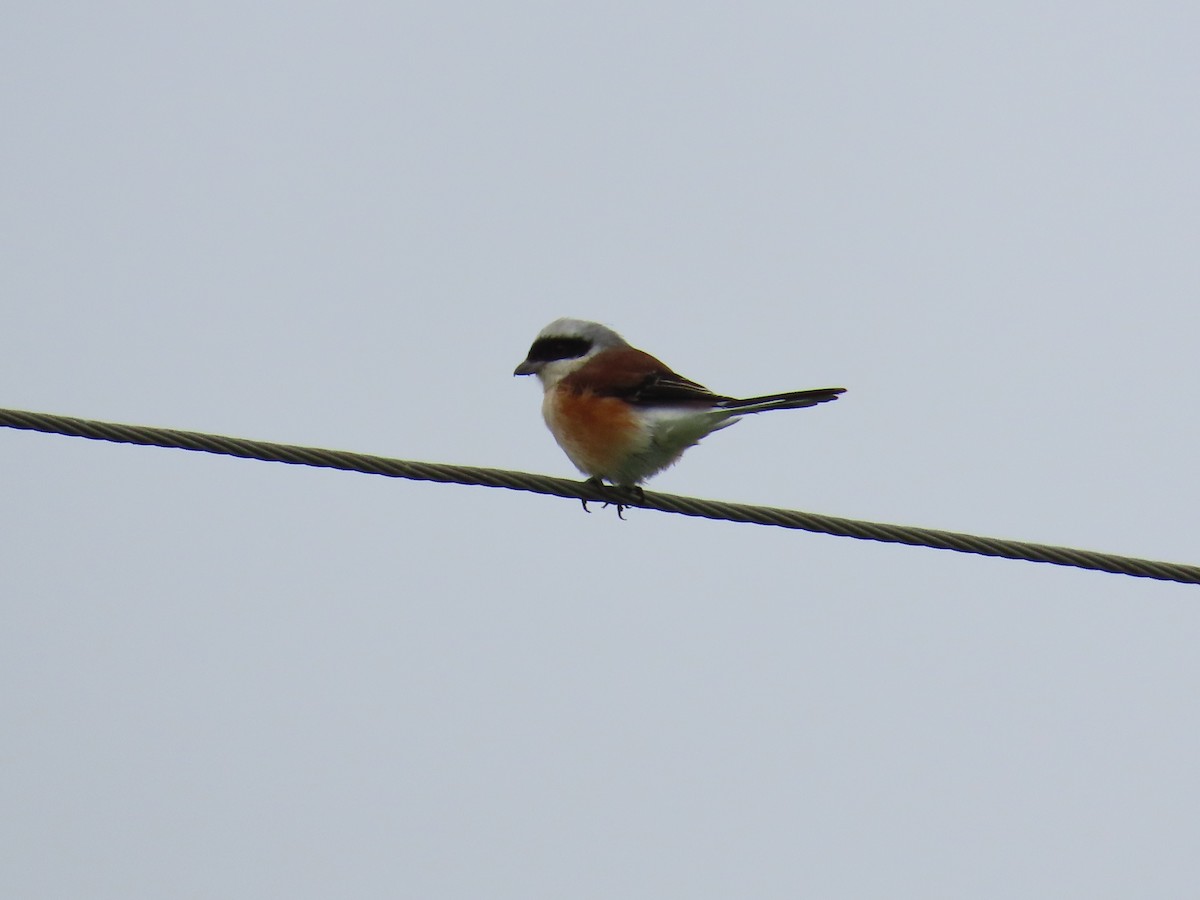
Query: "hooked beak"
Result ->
[[513, 359, 541, 376]]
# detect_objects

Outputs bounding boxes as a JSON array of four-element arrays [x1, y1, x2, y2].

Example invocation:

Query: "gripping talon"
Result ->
[[581, 476, 605, 514], [579, 477, 641, 520]]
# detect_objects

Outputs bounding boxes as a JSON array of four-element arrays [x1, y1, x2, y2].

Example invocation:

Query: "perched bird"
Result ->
[[514, 318, 844, 493]]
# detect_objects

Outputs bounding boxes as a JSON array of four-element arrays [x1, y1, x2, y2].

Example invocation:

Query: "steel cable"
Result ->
[[2, 407, 1196, 587]]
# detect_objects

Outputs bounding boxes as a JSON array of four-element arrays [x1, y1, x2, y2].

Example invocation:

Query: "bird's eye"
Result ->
[[525, 337, 592, 362]]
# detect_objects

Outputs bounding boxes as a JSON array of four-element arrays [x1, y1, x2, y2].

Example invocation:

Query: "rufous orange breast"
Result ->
[[542, 385, 645, 480]]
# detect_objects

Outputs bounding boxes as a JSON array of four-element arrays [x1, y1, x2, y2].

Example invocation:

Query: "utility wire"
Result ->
[[1, 406, 1197, 587]]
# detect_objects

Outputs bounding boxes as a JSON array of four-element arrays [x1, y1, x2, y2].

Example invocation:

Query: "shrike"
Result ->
[[514, 318, 844, 493]]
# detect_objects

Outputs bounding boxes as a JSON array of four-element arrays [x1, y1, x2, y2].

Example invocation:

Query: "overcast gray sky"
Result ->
[[3, 2, 1199, 897]]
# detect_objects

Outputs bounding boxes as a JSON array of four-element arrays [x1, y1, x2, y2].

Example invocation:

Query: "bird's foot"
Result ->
[[580, 479, 643, 519], [580, 477, 604, 514]]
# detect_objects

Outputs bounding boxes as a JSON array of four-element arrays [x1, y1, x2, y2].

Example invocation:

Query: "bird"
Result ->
[[513, 318, 844, 500]]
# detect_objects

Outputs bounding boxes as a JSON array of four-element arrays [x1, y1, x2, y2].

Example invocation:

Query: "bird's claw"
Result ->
[[581, 479, 642, 520]]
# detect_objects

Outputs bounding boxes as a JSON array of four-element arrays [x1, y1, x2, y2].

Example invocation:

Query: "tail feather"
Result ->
[[716, 387, 845, 414]]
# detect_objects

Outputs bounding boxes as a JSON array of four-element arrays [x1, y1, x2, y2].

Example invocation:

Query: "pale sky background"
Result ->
[[3, 2, 1199, 897]]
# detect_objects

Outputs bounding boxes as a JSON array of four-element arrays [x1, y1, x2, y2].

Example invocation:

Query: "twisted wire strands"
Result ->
[[1, 407, 1196, 587]]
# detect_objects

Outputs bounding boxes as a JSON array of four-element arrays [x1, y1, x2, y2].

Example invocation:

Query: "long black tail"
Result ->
[[716, 387, 845, 414]]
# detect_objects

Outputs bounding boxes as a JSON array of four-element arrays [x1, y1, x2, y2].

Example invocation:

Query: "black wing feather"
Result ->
[[614, 371, 730, 406]]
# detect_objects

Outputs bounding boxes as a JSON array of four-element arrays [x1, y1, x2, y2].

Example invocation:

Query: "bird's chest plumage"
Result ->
[[542, 387, 647, 481]]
